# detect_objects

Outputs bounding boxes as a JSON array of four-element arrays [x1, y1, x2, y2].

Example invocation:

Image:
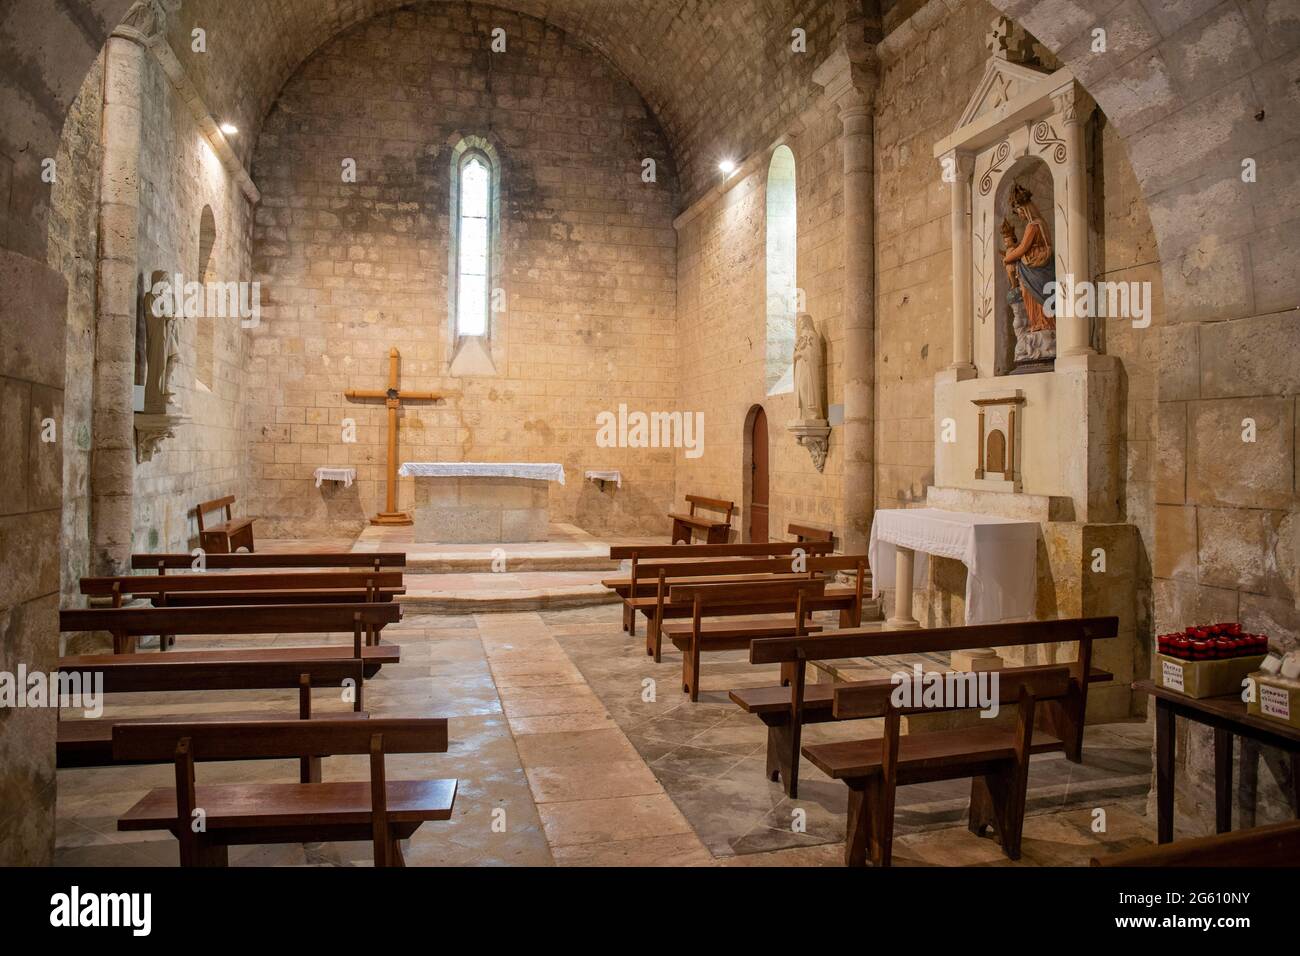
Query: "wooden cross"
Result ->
[[344, 347, 449, 526]]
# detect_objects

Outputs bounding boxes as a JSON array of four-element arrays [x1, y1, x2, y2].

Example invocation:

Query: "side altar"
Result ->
[[398, 462, 566, 543]]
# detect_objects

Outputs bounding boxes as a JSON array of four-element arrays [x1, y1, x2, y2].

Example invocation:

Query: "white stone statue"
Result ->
[[143, 270, 181, 412], [792, 313, 825, 422]]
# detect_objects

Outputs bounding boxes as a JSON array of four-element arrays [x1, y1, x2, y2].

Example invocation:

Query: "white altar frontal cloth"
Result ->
[[314, 467, 357, 488], [869, 508, 1038, 625], [398, 462, 566, 485]]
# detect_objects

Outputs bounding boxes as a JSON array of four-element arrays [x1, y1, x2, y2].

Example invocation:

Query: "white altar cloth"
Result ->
[[313, 467, 357, 488], [869, 508, 1038, 625], [398, 462, 565, 485]]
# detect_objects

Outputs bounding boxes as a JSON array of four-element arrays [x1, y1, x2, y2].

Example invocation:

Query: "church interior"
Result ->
[[2, 0, 1299, 882]]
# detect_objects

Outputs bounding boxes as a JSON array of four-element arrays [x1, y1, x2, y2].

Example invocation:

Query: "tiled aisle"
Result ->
[[55, 605, 1158, 867]]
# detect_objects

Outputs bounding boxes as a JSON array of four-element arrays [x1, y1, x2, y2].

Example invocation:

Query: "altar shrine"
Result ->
[[398, 462, 566, 543]]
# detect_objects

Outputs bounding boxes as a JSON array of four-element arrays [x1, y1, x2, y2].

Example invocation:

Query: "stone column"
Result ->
[[1053, 83, 1094, 359], [90, 23, 149, 574], [942, 149, 977, 378], [814, 45, 879, 555], [886, 546, 920, 629]]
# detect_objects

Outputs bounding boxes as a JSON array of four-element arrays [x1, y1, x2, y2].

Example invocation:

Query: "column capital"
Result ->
[[1051, 81, 1095, 127], [812, 43, 879, 114], [113, 0, 170, 45], [938, 148, 977, 180]]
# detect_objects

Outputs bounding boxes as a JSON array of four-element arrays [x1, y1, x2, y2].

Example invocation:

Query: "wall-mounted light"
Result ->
[[220, 122, 238, 135], [718, 158, 736, 176]]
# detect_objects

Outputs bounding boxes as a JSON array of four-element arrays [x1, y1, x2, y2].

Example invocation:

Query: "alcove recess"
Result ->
[[918, 18, 1138, 722]]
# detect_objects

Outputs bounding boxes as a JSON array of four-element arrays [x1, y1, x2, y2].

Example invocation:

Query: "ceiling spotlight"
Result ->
[[220, 122, 239, 135], [718, 158, 736, 175]]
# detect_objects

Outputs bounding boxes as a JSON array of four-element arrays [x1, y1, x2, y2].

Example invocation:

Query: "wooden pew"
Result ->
[[1091, 820, 1300, 867], [788, 523, 836, 548], [132, 551, 407, 573], [57, 656, 367, 774], [811, 664, 1073, 866], [60, 601, 403, 656], [637, 553, 868, 659], [82, 570, 406, 608], [668, 494, 735, 544], [114, 718, 456, 867], [733, 616, 1119, 798], [195, 495, 255, 554], [661, 579, 828, 702], [605, 539, 836, 634]]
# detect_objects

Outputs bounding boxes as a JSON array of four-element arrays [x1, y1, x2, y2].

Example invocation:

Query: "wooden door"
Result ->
[[748, 406, 769, 542]]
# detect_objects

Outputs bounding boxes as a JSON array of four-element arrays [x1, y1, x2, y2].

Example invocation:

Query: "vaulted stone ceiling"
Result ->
[[131, 0, 864, 204]]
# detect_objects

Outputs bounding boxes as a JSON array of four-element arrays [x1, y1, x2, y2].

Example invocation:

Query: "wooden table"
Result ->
[[1135, 679, 1300, 843]]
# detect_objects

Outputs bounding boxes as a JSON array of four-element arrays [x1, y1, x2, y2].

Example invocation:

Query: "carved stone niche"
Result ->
[[972, 393, 1024, 493]]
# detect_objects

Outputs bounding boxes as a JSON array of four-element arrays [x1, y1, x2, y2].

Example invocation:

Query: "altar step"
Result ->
[[397, 571, 620, 612]]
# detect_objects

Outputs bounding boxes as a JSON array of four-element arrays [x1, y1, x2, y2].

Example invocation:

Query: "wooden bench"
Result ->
[[788, 523, 836, 547], [637, 553, 868, 660], [808, 664, 1073, 866], [605, 539, 836, 633], [195, 495, 255, 554], [132, 551, 406, 573], [662, 578, 829, 701], [668, 494, 735, 544], [733, 616, 1119, 798], [1091, 820, 1300, 867], [60, 601, 403, 656], [114, 717, 456, 867], [57, 656, 367, 772], [82, 570, 406, 608]]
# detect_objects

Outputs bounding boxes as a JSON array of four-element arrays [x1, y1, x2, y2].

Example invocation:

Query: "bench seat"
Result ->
[[119, 778, 457, 836], [146, 588, 403, 606], [61, 644, 401, 679], [631, 585, 858, 618], [804, 727, 1064, 783], [662, 619, 823, 652], [57, 711, 368, 768], [730, 666, 1116, 716], [667, 512, 728, 531]]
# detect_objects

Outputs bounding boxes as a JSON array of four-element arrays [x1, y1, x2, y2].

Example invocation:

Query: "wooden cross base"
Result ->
[[371, 511, 414, 527]]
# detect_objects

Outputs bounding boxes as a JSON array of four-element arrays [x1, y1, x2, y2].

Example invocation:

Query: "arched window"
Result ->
[[449, 140, 499, 340], [195, 204, 217, 390], [765, 145, 797, 395]]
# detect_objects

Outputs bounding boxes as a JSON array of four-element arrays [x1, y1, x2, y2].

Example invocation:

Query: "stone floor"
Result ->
[[54, 601, 1161, 867]]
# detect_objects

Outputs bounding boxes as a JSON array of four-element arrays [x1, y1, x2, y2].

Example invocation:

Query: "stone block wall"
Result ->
[[246, 4, 679, 538], [674, 105, 847, 542], [131, 52, 253, 554]]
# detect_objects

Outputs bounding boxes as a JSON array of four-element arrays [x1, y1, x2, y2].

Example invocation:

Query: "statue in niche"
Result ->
[[788, 313, 830, 472], [1002, 183, 1056, 370], [792, 313, 825, 422], [142, 270, 181, 412]]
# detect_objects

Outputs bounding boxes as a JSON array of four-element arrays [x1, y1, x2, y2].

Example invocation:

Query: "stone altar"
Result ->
[[398, 462, 565, 543]]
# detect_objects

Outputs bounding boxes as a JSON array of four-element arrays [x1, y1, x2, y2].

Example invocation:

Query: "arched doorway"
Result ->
[[745, 405, 769, 542]]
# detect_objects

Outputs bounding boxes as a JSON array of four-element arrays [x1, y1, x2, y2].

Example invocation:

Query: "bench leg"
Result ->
[[301, 756, 322, 784], [844, 779, 893, 867], [179, 838, 229, 868], [763, 719, 800, 798], [670, 518, 690, 545], [646, 613, 663, 663], [622, 601, 632, 633], [969, 766, 1027, 860], [682, 638, 701, 702], [386, 837, 406, 868]]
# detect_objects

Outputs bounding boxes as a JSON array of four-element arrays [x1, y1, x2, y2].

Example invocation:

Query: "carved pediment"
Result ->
[[955, 57, 1053, 131]]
